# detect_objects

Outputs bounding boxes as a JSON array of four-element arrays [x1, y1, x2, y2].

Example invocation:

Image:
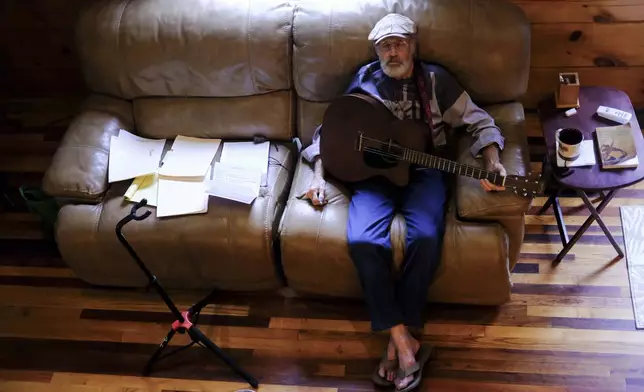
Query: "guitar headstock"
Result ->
[[503, 172, 546, 197]]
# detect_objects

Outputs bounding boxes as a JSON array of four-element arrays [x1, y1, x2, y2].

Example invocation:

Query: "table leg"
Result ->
[[551, 191, 569, 247], [552, 189, 623, 265], [579, 190, 624, 258], [537, 193, 555, 215]]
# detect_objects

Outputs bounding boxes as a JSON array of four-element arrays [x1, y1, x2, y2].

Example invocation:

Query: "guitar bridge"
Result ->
[[356, 131, 364, 152]]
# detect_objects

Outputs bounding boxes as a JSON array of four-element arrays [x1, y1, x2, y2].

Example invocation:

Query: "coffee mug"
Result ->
[[556, 128, 584, 160]]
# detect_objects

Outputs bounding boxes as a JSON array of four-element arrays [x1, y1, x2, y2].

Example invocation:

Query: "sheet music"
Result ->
[[220, 141, 270, 185], [206, 162, 262, 204], [159, 136, 221, 178], [108, 133, 165, 183]]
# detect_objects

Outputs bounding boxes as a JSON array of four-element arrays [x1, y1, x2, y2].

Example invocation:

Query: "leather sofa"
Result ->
[[43, 0, 532, 305]]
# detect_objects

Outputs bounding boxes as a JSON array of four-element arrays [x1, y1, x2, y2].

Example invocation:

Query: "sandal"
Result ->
[[371, 348, 398, 387], [393, 344, 433, 392]]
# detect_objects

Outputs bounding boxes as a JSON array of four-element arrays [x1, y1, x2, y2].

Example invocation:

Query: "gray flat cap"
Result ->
[[368, 13, 417, 44]]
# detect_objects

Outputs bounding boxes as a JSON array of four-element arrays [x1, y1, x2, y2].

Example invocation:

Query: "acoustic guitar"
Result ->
[[319, 93, 544, 197]]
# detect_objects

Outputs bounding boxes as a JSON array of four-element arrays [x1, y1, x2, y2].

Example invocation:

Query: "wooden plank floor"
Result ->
[[1, 99, 644, 391]]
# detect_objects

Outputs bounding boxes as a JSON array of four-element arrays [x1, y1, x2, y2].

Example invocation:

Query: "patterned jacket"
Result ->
[[301, 60, 505, 163]]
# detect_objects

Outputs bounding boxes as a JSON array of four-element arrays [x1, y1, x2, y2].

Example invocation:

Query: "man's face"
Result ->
[[375, 36, 414, 79]]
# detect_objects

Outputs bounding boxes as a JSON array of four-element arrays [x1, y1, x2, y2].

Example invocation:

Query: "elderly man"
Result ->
[[300, 13, 506, 391]]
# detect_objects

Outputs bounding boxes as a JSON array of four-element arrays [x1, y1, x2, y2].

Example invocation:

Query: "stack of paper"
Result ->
[[124, 172, 160, 206], [109, 131, 222, 217], [111, 133, 271, 214], [219, 141, 270, 185], [206, 141, 270, 204], [156, 136, 221, 218], [157, 167, 212, 218], [160, 136, 221, 178], [108, 130, 165, 183]]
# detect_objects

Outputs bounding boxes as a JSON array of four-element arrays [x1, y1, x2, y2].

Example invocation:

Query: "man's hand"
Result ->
[[299, 156, 327, 206], [480, 144, 506, 192], [303, 176, 327, 205]]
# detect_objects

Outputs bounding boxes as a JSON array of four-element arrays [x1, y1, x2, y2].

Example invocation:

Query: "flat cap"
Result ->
[[368, 13, 416, 44]]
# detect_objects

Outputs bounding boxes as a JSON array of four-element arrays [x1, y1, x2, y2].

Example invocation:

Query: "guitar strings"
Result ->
[[360, 137, 499, 179], [358, 137, 540, 193]]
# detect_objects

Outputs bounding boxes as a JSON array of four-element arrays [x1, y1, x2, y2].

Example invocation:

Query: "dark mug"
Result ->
[[556, 128, 584, 160]]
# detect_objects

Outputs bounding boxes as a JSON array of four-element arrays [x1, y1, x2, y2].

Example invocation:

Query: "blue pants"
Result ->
[[347, 168, 447, 332]]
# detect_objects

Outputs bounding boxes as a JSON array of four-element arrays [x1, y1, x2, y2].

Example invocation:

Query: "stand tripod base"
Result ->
[[115, 199, 259, 389], [142, 310, 259, 389]]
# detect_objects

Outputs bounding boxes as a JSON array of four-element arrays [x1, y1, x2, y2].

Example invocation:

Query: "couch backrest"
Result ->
[[75, 0, 530, 144], [75, 0, 295, 141], [292, 0, 531, 145]]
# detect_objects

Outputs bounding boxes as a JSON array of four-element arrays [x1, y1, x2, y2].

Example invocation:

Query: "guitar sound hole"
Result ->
[[363, 140, 399, 169]]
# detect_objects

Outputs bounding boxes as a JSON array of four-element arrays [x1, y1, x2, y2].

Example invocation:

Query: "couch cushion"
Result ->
[[133, 91, 293, 141], [76, 0, 294, 99], [55, 142, 294, 291], [278, 158, 511, 305], [456, 102, 533, 219], [292, 0, 530, 104]]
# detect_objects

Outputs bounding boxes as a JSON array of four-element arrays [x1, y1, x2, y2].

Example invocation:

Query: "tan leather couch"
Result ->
[[43, 0, 532, 305]]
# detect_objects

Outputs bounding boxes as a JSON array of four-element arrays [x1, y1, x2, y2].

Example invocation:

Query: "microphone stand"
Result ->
[[115, 199, 259, 389]]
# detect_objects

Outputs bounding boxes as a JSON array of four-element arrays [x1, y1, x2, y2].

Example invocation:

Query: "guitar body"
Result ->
[[319, 93, 545, 198], [319, 93, 428, 186]]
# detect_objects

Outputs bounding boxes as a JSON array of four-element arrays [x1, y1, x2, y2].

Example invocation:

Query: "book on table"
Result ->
[[595, 124, 639, 170]]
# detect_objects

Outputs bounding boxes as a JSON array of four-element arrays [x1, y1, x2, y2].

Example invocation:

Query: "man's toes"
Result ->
[[395, 375, 413, 389]]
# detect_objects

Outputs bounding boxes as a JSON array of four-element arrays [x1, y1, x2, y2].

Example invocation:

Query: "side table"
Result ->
[[537, 86, 644, 265]]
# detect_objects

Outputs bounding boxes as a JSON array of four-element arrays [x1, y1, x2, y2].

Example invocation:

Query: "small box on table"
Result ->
[[555, 72, 580, 109]]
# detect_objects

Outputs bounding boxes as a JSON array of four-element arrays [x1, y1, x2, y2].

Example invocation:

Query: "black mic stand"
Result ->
[[115, 199, 259, 389]]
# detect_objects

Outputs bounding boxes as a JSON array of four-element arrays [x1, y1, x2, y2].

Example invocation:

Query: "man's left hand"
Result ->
[[480, 144, 506, 192]]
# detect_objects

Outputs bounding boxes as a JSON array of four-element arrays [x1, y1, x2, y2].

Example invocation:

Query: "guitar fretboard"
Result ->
[[361, 136, 503, 186], [404, 149, 502, 185]]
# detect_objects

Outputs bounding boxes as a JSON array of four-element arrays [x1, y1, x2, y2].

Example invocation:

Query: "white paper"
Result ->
[[556, 140, 596, 168], [159, 136, 221, 178], [156, 167, 210, 218], [118, 129, 159, 143], [206, 162, 262, 204], [124, 172, 159, 206], [108, 135, 165, 183], [220, 141, 270, 185]]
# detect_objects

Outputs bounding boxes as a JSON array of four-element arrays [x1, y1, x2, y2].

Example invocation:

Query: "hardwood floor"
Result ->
[[1, 99, 644, 391]]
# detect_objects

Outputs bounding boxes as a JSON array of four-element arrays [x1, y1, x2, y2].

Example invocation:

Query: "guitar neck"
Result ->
[[402, 148, 504, 186]]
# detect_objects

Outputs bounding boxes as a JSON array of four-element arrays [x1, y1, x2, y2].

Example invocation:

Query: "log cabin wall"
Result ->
[[1, 0, 643, 108], [515, 0, 644, 109]]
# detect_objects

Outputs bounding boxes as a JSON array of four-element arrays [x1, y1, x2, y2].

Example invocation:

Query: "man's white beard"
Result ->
[[381, 58, 413, 79]]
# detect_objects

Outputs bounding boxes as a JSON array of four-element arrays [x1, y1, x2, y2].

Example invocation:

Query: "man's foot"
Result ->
[[392, 330, 421, 390], [377, 336, 398, 382]]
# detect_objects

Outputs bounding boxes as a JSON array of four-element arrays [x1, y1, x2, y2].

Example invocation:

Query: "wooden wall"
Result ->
[[2, 0, 644, 109], [514, 0, 644, 109]]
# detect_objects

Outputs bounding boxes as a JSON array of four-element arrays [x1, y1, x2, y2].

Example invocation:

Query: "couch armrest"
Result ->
[[43, 94, 134, 203], [456, 102, 533, 220]]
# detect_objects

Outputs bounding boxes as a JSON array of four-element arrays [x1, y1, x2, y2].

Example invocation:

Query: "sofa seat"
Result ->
[[278, 158, 512, 305], [55, 142, 294, 291]]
